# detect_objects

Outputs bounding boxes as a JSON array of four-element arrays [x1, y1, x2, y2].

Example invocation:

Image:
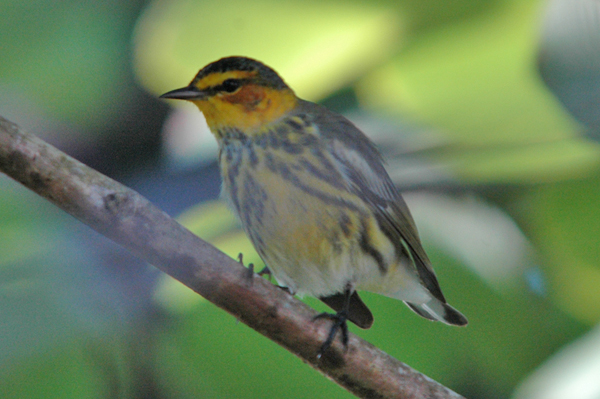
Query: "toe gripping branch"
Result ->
[[238, 253, 356, 359], [314, 309, 349, 359], [238, 253, 270, 280], [238, 253, 285, 292], [314, 285, 355, 359]]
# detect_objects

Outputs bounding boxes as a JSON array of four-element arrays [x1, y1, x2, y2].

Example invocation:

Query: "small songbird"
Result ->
[[161, 56, 467, 353]]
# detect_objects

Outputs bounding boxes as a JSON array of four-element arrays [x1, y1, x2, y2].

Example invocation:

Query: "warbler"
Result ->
[[161, 56, 467, 352]]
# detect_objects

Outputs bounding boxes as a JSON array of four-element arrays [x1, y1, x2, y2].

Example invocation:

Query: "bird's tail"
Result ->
[[405, 298, 468, 326]]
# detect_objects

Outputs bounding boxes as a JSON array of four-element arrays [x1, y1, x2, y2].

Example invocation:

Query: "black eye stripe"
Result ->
[[212, 78, 251, 94], [220, 79, 241, 92], [200, 78, 251, 97]]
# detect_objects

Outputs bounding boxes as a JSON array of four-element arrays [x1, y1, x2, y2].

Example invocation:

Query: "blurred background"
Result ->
[[1, 0, 600, 398]]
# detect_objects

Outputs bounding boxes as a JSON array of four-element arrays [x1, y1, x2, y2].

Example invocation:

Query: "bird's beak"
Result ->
[[160, 85, 206, 100]]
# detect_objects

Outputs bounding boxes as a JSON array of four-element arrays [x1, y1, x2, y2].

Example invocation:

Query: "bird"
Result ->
[[160, 56, 467, 353]]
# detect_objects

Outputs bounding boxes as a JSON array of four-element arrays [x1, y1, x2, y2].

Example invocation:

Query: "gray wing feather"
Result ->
[[298, 100, 446, 302]]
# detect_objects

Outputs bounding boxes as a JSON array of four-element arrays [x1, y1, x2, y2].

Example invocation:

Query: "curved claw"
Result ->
[[314, 310, 349, 358], [237, 253, 255, 282]]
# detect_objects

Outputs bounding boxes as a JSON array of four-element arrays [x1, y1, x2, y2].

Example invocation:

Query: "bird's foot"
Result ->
[[256, 265, 272, 279], [237, 253, 256, 282], [314, 310, 349, 359]]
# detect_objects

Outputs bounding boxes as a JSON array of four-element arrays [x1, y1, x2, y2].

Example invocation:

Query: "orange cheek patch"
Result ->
[[225, 85, 265, 111]]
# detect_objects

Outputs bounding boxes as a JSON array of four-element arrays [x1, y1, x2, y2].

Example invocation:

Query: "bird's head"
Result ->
[[161, 56, 298, 135]]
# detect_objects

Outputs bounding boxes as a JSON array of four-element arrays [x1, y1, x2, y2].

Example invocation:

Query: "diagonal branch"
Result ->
[[0, 115, 464, 399]]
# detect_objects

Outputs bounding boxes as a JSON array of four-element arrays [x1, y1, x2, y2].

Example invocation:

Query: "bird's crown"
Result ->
[[191, 56, 288, 90]]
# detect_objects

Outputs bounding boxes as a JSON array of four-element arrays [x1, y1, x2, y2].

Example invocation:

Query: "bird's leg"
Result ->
[[314, 284, 353, 359]]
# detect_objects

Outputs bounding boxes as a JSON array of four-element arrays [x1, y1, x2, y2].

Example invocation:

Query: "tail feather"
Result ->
[[405, 302, 437, 321], [405, 299, 468, 326]]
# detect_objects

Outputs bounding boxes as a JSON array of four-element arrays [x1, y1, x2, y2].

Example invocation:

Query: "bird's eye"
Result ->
[[220, 79, 241, 93]]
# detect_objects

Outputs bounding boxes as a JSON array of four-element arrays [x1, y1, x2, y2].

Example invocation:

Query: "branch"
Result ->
[[0, 115, 464, 399]]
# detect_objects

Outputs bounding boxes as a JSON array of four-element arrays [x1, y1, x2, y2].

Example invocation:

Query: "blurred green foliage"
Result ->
[[0, 1, 134, 127], [1, 0, 599, 398], [516, 173, 600, 324]]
